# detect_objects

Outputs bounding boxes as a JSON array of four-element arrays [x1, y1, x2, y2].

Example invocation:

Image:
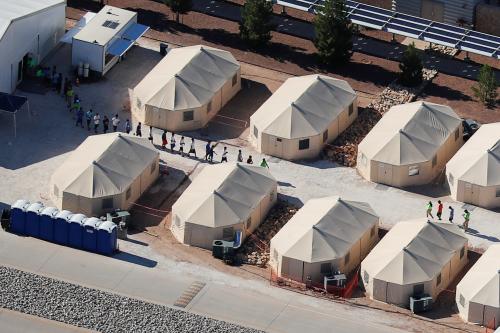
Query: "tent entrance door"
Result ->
[[377, 163, 393, 185], [273, 137, 283, 157]]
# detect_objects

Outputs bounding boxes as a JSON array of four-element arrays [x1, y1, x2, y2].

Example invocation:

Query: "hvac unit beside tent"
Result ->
[[54, 210, 73, 246], [25, 202, 44, 238], [68, 214, 87, 249], [97, 221, 118, 255], [410, 295, 433, 313], [39, 207, 59, 242], [324, 273, 347, 290], [10, 200, 30, 234], [82, 217, 102, 252]]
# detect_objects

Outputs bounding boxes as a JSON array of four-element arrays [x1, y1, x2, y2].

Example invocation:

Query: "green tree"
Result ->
[[239, 0, 274, 48], [472, 65, 498, 107], [164, 0, 192, 24], [399, 42, 423, 87], [314, 0, 353, 66]]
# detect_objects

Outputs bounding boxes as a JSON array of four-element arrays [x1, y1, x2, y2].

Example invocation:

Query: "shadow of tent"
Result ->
[[466, 228, 500, 242]]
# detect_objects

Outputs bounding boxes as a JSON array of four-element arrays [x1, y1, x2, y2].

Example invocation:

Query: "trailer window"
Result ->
[[183, 110, 194, 122], [299, 139, 310, 150]]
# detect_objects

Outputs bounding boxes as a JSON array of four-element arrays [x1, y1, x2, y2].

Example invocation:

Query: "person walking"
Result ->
[[93, 113, 101, 134], [85, 109, 93, 131], [448, 206, 454, 223], [437, 200, 443, 220], [170, 133, 176, 152], [125, 119, 131, 134], [221, 147, 228, 162], [462, 210, 470, 232], [204, 141, 211, 160], [247, 155, 253, 164], [260, 158, 269, 168], [66, 85, 74, 107], [102, 115, 110, 134], [189, 138, 197, 157], [237, 149, 243, 162], [179, 136, 186, 156], [208, 144, 217, 163], [112, 114, 120, 132], [75, 108, 84, 128], [135, 122, 142, 137], [426, 201, 434, 219], [161, 130, 168, 150], [148, 126, 154, 144]]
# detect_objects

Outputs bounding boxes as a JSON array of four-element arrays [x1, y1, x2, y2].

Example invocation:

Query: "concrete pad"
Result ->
[[189, 283, 286, 330], [37, 246, 134, 290], [0, 308, 95, 333], [114, 267, 195, 305], [0, 232, 56, 272]]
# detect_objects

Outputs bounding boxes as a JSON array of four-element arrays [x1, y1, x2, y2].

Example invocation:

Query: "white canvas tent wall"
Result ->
[[361, 219, 468, 307], [357, 101, 463, 187], [50, 133, 159, 216], [270, 196, 379, 284], [0, 0, 65, 93], [446, 123, 500, 209], [132, 45, 241, 132], [456, 244, 500, 328], [171, 163, 277, 250], [250, 75, 358, 160]]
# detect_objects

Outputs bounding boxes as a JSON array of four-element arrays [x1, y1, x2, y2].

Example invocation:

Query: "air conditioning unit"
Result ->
[[212, 240, 234, 259], [410, 294, 433, 313], [324, 273, 347, 290]]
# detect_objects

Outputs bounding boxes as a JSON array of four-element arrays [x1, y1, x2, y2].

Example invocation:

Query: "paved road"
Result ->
[[0, 230, 407, 333], [0, 308, 95, 333], [192, 0, 500, 81]]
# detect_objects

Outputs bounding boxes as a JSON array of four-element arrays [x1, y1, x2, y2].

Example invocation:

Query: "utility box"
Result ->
[[410, 294, 433, 313]]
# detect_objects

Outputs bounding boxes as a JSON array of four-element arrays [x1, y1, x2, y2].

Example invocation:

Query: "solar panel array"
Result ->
[[275, 0, 500, 59]]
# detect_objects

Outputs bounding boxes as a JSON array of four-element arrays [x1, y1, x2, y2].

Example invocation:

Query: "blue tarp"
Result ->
[[107, 38, 134, 57], [122, 23, 149, 41], [0, 93, 27, 113]]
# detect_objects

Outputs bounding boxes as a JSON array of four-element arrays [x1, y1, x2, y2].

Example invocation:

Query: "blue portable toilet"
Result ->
[[54, 210, 73, 245], [82, 217, 102, 252], [97, 221, 118, 255], [25, 202, 44, 238], [10, 199, 30, 234], [39, 207, 59, 242], [68, 214, 86, 249]]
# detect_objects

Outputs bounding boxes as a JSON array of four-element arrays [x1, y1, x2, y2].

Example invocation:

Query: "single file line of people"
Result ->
[[426, 200, 471, 232]]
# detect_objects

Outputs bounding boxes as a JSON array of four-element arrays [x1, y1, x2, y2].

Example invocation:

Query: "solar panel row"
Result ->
[[275, 0, 500, 59]]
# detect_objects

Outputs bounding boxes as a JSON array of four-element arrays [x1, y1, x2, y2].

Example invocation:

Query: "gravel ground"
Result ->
[[0, 266, 265, 333]]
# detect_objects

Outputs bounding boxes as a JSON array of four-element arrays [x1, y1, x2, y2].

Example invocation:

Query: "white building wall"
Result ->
[[0, 3, 65, 93], [72, 39, 104, 73]]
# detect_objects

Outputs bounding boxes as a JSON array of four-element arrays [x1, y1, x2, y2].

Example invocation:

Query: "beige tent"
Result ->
[[361, 219, 468, 307], [250, 74, 357, 160], [456, 244, 500, 328], [132, 45, 241, 132], [357, 101, 463, 187], [446, 123, 500, 209], [50, 133, 159, 216], [171, 163, 277, 249], [270, 196, 379, 284]]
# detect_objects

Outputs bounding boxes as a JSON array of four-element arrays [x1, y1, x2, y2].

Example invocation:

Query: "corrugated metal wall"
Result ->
[[392, 0, 482, 27]]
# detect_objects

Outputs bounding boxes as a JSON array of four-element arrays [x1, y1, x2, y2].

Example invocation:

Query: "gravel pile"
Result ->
[[0, 266, 265, 333]]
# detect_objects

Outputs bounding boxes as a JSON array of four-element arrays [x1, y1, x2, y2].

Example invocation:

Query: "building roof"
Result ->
[[250, 75, 357, 139], [271, 196, 378, 263], [457, 244, 500, 308], [447, 123, 500, 187], [172, 163, 276, 228], [73, 6, 136, 45], [134, 45, 240, 112], [359, 101, 461, 165], [0, 0, 65, 40], [51, 133, 158, 199], [362, 219, 467, 285]]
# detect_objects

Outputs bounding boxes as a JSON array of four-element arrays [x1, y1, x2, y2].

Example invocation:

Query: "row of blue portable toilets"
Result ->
[[10, 199, 118, 256]]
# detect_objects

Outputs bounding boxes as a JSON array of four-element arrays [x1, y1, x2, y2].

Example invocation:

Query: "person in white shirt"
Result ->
[[111, 114, 120, 132], [93, 113, 101, 134]]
